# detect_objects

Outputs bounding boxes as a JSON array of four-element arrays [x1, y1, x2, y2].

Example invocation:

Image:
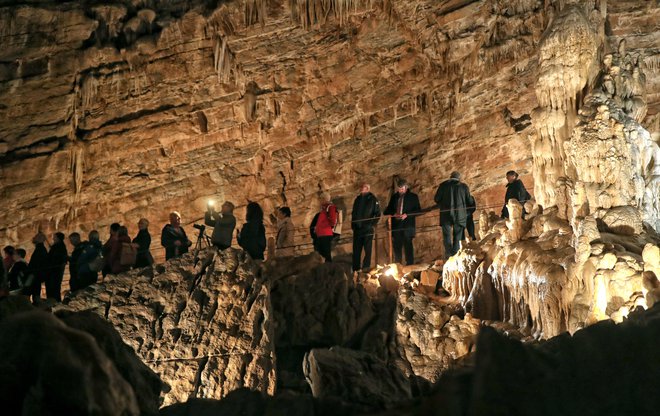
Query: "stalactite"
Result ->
[[289, 0, 374, 29], [213, 35, 242, 85], [69, 144, 84, 195], [245, 0, 267, 27]]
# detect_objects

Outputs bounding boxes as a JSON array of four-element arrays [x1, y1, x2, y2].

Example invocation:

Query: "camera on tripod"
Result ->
[[193, 223, 205, 232]]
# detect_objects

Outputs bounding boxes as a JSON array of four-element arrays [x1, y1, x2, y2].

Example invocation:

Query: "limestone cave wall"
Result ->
[[1, 0, 659, 261]]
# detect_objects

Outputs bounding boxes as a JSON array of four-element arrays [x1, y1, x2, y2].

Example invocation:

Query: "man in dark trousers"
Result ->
[[434, 171, 475, 259], [46, 232, 68, 302], [384, 179, 421, 265], [27, 232, 49, 304], [68, 232, 84, 291], [351, 183, 381, 272], [501, 170, 531, 219]]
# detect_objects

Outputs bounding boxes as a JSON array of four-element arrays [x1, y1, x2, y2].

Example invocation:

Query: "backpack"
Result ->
[[120, 243, 138, 267], [333, 209, 343, 236]]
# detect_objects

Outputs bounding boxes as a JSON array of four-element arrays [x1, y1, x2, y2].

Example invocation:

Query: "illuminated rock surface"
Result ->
[[62, 248, 276, 406], [1, 0, 660, 414]]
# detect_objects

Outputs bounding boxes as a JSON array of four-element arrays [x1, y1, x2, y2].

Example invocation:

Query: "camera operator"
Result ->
[[161, 211, 192, 260], [204, 201, 236, 250]]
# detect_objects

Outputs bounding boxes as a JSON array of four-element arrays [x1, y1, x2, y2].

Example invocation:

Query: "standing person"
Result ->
[[384, 179, 421, 265], [501, 170, 531, 219], [351, 183, 381, 272], [161, 211, 192, 260], [46, 232, 68, 302], [466, 197, 477, 241], [109, 226, 132, 274], [309, 212, 320, 254], [205, 201, 236, 250], [275, 207, 295, 257], [2, 246, 16, 291], [434, 171, 475, 259], [68, 233, 84, 291], [237, 202, 267, 260], [314, 193, 338, 262], [7, 249, 28, 294], [77, 230, 102, 290], [102, 223, 120, 278], [27, 233, 49, 303], [133, 218, 153, 268]]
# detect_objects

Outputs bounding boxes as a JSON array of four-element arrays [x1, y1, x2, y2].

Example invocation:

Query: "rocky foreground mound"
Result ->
[[0, 248, 659, 415]]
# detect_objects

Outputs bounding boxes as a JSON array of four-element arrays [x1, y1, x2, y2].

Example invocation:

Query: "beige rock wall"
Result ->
[[0, 0, 547, 263], [1, 1, 658, 264]]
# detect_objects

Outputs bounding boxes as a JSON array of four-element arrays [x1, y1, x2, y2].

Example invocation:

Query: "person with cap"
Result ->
[[501, 170, 531, 219], [383, 179, 421, 265], [434, 171, 475, 259], [205, 201, 237, 250]]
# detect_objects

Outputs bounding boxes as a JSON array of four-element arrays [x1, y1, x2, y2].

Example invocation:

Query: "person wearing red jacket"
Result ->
[[314, 193, 338, 262]]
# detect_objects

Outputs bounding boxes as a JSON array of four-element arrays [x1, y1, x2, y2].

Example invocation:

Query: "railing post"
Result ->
[[388, 216, 393, 264], [374, 224, 379, 266]]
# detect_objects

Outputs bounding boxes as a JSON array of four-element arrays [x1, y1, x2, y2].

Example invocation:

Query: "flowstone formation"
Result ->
[[443, 2, 660, 339], [61, 248, 276, 406]]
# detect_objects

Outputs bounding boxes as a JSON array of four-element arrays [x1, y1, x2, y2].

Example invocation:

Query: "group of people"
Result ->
[[315, 170, 530, 270], [1, 220, 153, 304], [1, 170, 530, 301]]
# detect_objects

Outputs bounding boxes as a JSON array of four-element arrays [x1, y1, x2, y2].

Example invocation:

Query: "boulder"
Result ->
[[0, 311, 140, 415], [303, 347, 412, 410], [56, 310, 163, 415], [270, 259, 375, 347]]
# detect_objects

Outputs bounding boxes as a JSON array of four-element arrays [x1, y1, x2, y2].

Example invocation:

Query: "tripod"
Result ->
[[193, 224, 212, 266], [194, 227, 212, 251]]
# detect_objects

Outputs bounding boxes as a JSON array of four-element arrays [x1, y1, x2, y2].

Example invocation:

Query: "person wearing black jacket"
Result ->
[[46, 232, 68, 302], [434, 171, 475, 259], [351, 183, 381, 272], [68, 232, 84, 291], [133, 218, 153, 268], [27, 233, 49, 303], [309, 212, 320, 253], [237, 202, 267, 260], [77, 230, 102, 289], [383, 179, 422, 265], [161, 212, 192, 260], [7, 249, 28, 293], [501, 170, 531, 219]]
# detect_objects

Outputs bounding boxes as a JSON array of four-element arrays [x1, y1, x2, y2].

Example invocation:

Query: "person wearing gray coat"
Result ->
[[205, 201, 236, 250]]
